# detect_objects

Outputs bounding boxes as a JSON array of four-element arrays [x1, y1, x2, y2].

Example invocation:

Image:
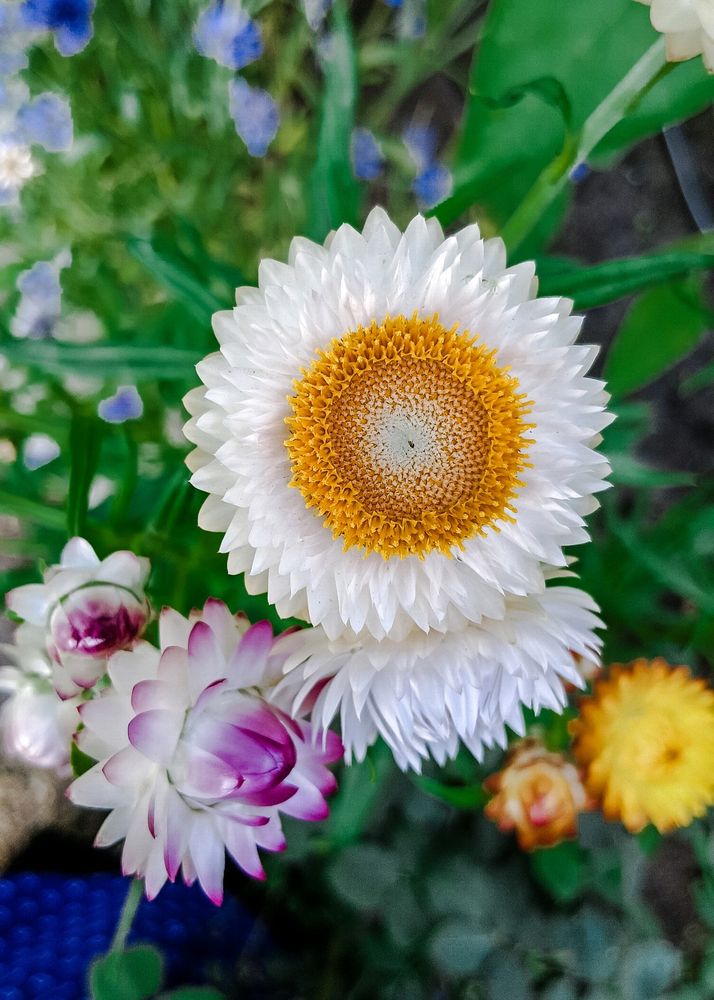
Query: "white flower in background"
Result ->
[[277, 585, 602, 771], [22, 432, 60, 470], [6, 537, 150, 698], [637, 0, 714, 70], [0, 623, 78, 774], [0, 138, 36, 204], [69, 599, 343, 903], [184, 207, 611, 642]]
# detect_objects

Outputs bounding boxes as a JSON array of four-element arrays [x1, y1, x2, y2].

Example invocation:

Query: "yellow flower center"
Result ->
[[285, 313, 532, 558]]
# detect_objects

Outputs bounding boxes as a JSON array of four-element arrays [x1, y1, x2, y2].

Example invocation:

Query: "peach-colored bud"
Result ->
[[484, 739, 589, 851]]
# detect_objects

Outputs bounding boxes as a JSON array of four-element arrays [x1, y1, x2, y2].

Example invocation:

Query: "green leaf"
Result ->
[[89, 945, 163, 1000], [126, 238, 225, 323], [536, 237, 714, 309], [1, 341, 201, 383], [67, 413, 104, 538], [70, 740, 97, 778], [429, 921, 494, 977], [604, 280, 708, 399], [323, 740, 393, 849], [306, 0, 360, 241], [327, 843, 400, 911], [529, 841, 587, 903], [618, 941, 682, 1000], [0, 489, 66, 532], [608, 454, 695, 489], [441, 0, 714, 237], [411, 774, 488, 810]]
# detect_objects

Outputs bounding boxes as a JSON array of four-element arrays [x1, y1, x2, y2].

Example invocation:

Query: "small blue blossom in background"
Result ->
[[98, 385, 144, 424], [569, 161, 591, 183], [403, 123, 437, 174], [17, 92, 73, 151], [23, 432, 60, 470], [10, 251, 70, 337], [397, 0, 426, 39], [350, 127, 384, 181], [20, 0, 95, 58], [302, 0, 332, 32], [412, 161, 452, 209], [194, 1, 262, 71], [228, 77, 279, 157], [382, 0, 403, 8], [0, 3, 32, 77]]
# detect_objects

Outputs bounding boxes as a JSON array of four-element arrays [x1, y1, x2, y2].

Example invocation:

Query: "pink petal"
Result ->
[[144, 841, 170, 901], [226, 620, 274, 688], [187, 621, 224, 700], [221, 819, 265, 880], [253, 816, 286, 853], [97, 551, 149, 590], [173, 744, 240, 800], [128, 709, 183, 764], [103, 745, 151, 786], [108, 643, 160, 694], [95, 805, 133, 847], [188, 817, 225, 905], [131, 678, 188, 713], [163, 790, 190, 881], [68, 763, 129, 808], [234, 782, 298, 808], [156, 644, 189, 691], [279, 772, 330, 822], [79, 693, 133, 749], [159, 607, 191, 650], [121, 795, 155, 877]]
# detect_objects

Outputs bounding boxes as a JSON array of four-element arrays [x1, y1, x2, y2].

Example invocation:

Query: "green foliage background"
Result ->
[[1, 0, 714, 996]]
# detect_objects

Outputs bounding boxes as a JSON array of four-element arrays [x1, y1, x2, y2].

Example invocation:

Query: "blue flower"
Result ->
[[396, 0, 425, 39], [23, 433, 60, 470], [194, 2, 263, 71], [0, 3, 31, 77], [403, 124, 437, 174], [20, 0, 95, 57], [10, 253, 70, 338], [17, 92, 73, 151], [350, 128, 384, 181], [569, 162, 590, 183], [98, 386, 143, 424], [228, 78, 279, 157], [412, 162, 452, 209]]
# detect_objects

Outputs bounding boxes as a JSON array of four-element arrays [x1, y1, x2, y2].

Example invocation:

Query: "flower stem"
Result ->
[[110, 878, 143, 953], [500, 39, 671, 254]]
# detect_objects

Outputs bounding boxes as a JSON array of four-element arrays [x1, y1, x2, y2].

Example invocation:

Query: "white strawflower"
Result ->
[[637, 0, 714, 69], [276, 584, 602, 772], [6, 537, 150, 698], [0, 623, 78, 774], [68, 600, 342, 903], [184, 208, 610, 641]]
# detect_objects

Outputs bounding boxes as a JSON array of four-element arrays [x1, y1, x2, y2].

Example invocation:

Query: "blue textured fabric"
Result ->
[[0, 871, 256, 999]]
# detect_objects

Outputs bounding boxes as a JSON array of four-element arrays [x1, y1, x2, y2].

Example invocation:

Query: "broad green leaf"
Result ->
[[537, 236, 714, 309], [323, 740, 393, 848], [67, 413, 104, 537], [327, 843, 399, 910], [605, 280, 708, 398], [306, 0, 360, 241], [411, 774, 488, 810], [126, 237, 225, 323], [530, 841, 587, 903], [440, 0, 714, 239], [1, 341, 201, 383], [608, 454, 695, 489], [89, 945, 163, 1000], [429, 921, 494, 977], [618, 941, 682, 1000]]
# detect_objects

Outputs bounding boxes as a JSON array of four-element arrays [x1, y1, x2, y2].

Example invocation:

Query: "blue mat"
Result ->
[[0, 871, 257, 999]]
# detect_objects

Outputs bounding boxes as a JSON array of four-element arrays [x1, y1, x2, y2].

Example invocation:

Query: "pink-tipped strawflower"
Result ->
[[6, 537, 150, 698], [69, 599, 343, 904]]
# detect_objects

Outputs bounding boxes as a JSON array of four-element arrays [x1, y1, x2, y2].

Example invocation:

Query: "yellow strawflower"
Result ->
[[571, 658, 714, 833]]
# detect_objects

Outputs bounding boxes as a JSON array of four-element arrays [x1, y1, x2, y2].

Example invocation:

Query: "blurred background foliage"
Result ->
[[1, 0, 714, 996]]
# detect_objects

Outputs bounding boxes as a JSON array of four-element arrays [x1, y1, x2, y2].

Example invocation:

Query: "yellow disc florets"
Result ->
[[285, 313, 532, 559], [571, 658, 714, 833]]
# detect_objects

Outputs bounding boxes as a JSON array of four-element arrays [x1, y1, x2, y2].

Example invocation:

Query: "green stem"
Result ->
[[110, 878, 143, 953], [501, 39, 671, 253]]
